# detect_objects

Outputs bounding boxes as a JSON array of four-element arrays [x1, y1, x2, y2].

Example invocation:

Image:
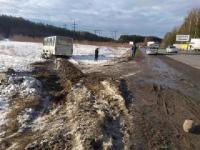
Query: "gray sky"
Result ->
[[0, 0, 199, 38]]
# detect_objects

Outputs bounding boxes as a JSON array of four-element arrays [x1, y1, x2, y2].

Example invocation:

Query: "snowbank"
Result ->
[[0, 41, 43, 72], [0, 75, 43, 137]]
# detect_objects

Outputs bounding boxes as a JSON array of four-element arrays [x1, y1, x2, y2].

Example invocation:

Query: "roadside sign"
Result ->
[[176, 35, 190, 42], [129, 41, 134, 45]]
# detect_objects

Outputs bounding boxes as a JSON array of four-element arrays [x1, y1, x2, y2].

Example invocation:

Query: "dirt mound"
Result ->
[[56, 58, 84, 83], [0, 59, 134, 150]]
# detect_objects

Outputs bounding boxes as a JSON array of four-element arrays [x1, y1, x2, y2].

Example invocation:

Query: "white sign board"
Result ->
[[129, 41, 134, 45], [176, 35, 190, 42]]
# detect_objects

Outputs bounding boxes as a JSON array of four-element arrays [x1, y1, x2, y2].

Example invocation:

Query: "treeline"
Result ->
[[0, 15, 113, 42], [119, 35, 162, 43], [162, 8, 200, 47]]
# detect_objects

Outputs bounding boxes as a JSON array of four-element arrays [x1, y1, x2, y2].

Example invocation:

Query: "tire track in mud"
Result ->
[[3, 54, 200, 150], [125, 76, 200, 150]]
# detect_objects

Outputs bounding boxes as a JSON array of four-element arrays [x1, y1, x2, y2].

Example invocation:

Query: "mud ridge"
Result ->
[[8, 59, 133, 150]]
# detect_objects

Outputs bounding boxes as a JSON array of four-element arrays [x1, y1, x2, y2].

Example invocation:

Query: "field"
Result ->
[[0, 40, 200, 150]]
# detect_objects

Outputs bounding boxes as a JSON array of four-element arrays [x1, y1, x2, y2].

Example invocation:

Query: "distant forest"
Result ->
[[0, 15, 113, 42], [118, 35, 162, 43], [0, 15, 163, 43], [162, 8, 200, 47]]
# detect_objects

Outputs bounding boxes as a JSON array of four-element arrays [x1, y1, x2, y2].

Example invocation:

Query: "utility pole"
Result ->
[[94, 30, 102, 36], [63, 24, 67, 29], [111, 31, 117, 40], [72, 20, 77, 39], [113, 31, 117, 40]]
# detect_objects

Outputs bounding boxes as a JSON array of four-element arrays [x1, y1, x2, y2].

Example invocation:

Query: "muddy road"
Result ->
[[80, 52, 200, 149], [1, 52, 200, 150]]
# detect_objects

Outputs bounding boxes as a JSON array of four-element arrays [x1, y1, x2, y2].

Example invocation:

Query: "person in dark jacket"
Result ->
[[131, 43, 137, 58], [95, 48, 99, 61]]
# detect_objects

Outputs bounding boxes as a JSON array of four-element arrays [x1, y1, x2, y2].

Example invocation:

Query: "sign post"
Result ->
[[176, 35, 190, 42], [176, 35, 190, 51]]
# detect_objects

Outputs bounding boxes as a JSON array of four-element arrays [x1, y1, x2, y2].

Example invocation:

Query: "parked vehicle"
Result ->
[[147, 41, 155, 47], [146, 45, 158, 55], [189, 38, 200, 51], [42, 36, 73, 58], [166, 45, 178, 53]]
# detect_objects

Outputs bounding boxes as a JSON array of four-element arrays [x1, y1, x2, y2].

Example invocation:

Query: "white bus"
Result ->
[[42, 36, 73, 58]]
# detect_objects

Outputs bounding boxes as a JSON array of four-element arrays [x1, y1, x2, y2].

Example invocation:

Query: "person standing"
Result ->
[[95, 48, 99, 61], [131, 43, 137, 58]]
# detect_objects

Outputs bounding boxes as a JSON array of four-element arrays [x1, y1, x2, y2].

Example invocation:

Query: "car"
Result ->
[[146, 46, 158, 55], [166, 46, 177, 53]]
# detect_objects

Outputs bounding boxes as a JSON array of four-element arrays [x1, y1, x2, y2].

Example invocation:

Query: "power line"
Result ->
[[63, 24, 67, 29], [113, 31, 117, 40], [94, 30, 102, 36], [72, 20, 77, 32], [72, 20, 78, 38], [110, 31, 118, 40]]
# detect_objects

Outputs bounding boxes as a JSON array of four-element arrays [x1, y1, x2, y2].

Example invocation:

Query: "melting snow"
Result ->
[[0, 41, 43, 72], [0, 75, 43, 137], [0, 40, 128, 139], [71, 44, 129, 65]]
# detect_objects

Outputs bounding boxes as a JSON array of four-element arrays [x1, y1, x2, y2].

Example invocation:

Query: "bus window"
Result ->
[[57, 38, 72, 45], [52, 38, 55, 46], [48, 38, 51, 46]]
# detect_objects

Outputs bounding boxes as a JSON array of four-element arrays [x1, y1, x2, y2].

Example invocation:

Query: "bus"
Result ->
[[42, 36, 73, 58]]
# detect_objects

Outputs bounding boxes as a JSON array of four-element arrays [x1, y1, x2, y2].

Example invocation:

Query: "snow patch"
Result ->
[[0, 75, 43, 136], [71, 44, 128, 65], [0, 41, 43, 72]]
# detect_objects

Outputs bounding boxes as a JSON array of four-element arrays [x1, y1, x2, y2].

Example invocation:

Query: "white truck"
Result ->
[[146, 44, 159, 55], [147, 41, 155, 47], [189, 38, 200, 51], [42, 36, 73, 58]]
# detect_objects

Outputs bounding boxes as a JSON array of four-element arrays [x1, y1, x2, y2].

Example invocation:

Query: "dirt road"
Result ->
[[124, 55, 200, 149], [1, 51, 200, 150], [81, 52, 200, 149]]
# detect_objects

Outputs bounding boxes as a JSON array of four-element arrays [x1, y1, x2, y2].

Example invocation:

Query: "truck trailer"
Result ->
[[189, 38, 200, 51]]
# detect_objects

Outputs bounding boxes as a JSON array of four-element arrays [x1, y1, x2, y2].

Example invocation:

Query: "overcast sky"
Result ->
[[0, 0, 199, 38]]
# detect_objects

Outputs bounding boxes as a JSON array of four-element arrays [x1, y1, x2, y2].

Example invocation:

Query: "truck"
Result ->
[[42, 36, 73, 58], [147, 41, 155, 47], [189, 38, 200, 51], [146, 43, 159, 55]]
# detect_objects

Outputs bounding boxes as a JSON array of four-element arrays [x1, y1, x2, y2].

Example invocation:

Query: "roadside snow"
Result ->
[[0, 41, 43, 72], [0, 75, 43, 138], [71, 44, 129, 65], [0, 41, 128, 70], [0, 41, 128, 139]]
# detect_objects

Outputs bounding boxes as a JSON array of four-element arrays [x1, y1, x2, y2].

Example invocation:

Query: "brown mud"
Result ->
[[1, 52, 200, 150]]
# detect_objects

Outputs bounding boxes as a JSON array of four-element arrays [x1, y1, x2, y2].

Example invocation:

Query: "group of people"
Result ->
[[94, 42, 137, 61]]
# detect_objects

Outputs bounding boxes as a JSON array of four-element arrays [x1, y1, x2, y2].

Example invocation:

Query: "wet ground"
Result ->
[[1, 50, 200, 150], [93, 51, 200, 149]]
